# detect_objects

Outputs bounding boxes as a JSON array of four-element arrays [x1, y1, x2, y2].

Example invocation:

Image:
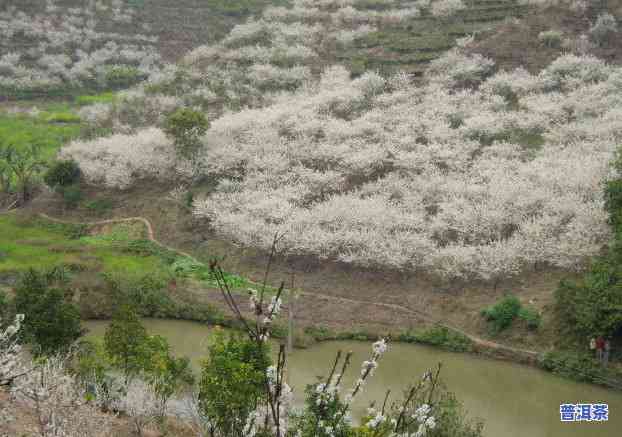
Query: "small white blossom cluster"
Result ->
[[342, 339, 387, 405], [111, 379, 159, 435], [246, 288, 284, 342], [244, 366, 294, 437], [10, 355, 113, 437], [0, 314, 25, 387]]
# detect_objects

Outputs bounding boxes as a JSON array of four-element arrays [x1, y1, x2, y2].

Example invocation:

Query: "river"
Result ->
[[85, 319, 622, 437]]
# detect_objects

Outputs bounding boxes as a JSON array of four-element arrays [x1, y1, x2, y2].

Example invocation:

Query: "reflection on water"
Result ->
[[85, 319, 622, 437]]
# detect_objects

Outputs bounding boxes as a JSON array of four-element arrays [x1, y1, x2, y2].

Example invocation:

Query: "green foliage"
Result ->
[[163, 107, 209, 159], [517, 306, 541, 330], [304, 325, 337, 341], [481, 294, 522, 333], [537, 351, 619, 386], [143, 334, 195, 418], [105, 65, 144, 89], [184, 190, 194, 208], [44, 160, 81, 189], [0, 290, 9, 319], [537, 30, 563, 48], [14, 268, 82, 355], [294, 380, 352, 437], [72, 338, 113, 395], [0, 143, 46, 202], [398, 326, 473, 352], [75, 92, 117, 106], [205, 0, 288, 16], [104, 303, 149, 383], [121, 240, 177, 264], [554, 263, 622, 341], [60, 184, 82, 209], [199, 332, 271, 436], [42, 111, 81, 124], [0, 113, 82, 162], [426, 391, 485, 437], [84, 198, 114, 214], [114, 275, 177, 318], [605, 178, 622, 229]]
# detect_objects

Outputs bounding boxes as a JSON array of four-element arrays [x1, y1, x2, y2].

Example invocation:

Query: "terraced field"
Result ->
[[340, 0, 528, 76], [10, 0, 288, 61]]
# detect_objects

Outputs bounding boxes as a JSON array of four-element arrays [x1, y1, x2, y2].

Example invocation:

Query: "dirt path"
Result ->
[[36, 212, 539, 360]]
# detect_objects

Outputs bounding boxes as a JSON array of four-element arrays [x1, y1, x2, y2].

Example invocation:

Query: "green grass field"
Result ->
[[0, 112, 82, 161], [0, 91, 119, 160], [0, 212, 276, 297], [0, 214, 168, 278]]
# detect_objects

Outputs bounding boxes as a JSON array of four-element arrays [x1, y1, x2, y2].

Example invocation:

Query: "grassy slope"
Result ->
[[0, 213, 167, 277], [0, 91, 119, 161], [0, 110, 82, 161]]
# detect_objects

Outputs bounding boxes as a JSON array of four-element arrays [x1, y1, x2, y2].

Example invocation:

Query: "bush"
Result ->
[[0, 290, 8, 318], [554, 261, 622, 343], [605, 178, 622, 229], [398, 326, 473, 352], [517, 307, 541, 330], [163, 107, 209, 159], [537, 351, 614, 385], [481, 294, 521, 333], [43, 112, 81, 124], [105, 66, 144, 89], [44, 160, 81, 189], [198, 332, 271, 436], [60, 184, 82, 209], [538, 30, 563, 48], [589, 13, 618, 47], [84, 198, 114, 214], [75, 92, 116, 106], [303, 325, 337, 341], [14, 269, 82, 355]]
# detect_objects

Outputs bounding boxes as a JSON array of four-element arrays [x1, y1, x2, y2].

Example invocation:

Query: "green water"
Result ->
[[85, 319, 622, 437]]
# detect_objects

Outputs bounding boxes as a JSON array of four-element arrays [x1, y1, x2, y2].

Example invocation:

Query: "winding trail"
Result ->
[[37, 212, 539, 359]]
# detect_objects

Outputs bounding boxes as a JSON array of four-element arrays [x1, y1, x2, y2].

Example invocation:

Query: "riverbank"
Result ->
[[3, 205, 622, 390], [83, 318, 622, 437]]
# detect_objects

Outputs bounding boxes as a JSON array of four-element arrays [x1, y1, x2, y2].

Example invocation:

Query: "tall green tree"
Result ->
[[14, 269, 82, 355], [104, 303, 148, 384], [142, 335, 195, 420], [198, 331, 270, 436], [0, 143, 45, 203], [163, 107, 209, 160]]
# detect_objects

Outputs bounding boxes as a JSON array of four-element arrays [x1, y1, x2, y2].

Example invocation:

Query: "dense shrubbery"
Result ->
[[44, 160, 81, 189], [163, 107, 210, 160], [537, 351, 618, 386], [0, 143, 46, 204], [554, 146, 622, 345], [481, 294, 540, 333], [399, 326, 473, 352], [589, 12, 618, 47], [538, 30, 563, 48], [13, 268, 82, 355], [1, 257, 486, 437]]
